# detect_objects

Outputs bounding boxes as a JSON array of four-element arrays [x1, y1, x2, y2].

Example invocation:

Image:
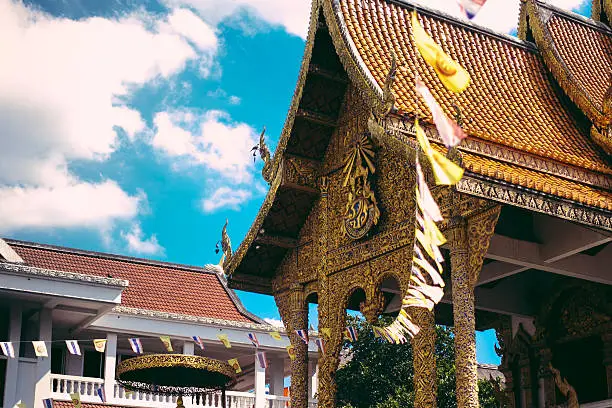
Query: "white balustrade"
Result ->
[[50, 374, 104, 403], [50, 374, 317, 408]]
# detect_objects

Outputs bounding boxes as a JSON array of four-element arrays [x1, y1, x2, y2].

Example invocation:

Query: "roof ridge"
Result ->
[[3, 238, 215, 274], [384, 0, 538, 51], [535, 0, 612, 34]]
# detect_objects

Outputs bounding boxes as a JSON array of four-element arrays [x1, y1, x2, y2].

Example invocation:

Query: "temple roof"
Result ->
[[4, 239, 261, 324], [520, 0, 612, 129], [227, 0, 612, 291]]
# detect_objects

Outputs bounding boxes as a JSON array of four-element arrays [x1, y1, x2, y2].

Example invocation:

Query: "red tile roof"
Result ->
[[6, 240, 257, 324]]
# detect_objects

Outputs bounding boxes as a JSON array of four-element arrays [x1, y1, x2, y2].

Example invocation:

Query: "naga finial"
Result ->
[[251, 127, 274, 183], [216, 219, 232, 269], [374, 52, 398, 120]]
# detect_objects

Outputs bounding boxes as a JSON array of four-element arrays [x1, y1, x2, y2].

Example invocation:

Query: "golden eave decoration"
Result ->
[[116, 354, 237, 395]]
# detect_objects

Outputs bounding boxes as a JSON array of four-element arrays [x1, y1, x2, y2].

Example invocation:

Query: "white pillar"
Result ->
[[182, 341, 195, 355], [104, 333, 117, 401], [254, 353, 266, 408], [308, 360, 318, 401], [3, 304, 22, 408], [268, 357, 285, 396], [33, 309, 52, 405]]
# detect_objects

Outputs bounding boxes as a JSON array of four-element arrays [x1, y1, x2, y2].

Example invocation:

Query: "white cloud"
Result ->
[[164, 0, 311, 38], [121, 223, 165, 255], [0, 181, 142, 233], [152, 110, 258, 183], [201, 186, 252, 212], [0, 0, 217, 234], [264, 318, 285, 328], [228, 95, 241, 105]]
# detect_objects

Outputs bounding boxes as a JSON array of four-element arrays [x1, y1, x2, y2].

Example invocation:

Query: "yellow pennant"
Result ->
[[286, 345, 296, 361], [228, 358, 242, 374], [411, 11, 470, 93], [159, 336, 173, 352], [14, 401, 26, 408], [269, 331, 282, 341], [32, 341, 48, 357], [217, 334, 231, 348], [93, 339, 106, 353], [320, 328, 331, 338], [415, 120, 464, 185], [69, 393, 81, 408]]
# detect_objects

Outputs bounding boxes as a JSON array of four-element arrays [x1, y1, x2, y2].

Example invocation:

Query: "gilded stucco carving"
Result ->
[[410, 307, 437, 408], [254, 127, 274, 183]]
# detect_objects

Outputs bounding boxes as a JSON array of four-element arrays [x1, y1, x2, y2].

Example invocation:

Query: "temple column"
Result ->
[[602, 332, 612, 399], [276, 284, 309, 408], [316, 278, 346, 408], [268, 357, 285, 397], [410, 307, 437, 407], [536, 346, 555, 407], [104, 333, 118, 402], [447, 206, 501, 408]]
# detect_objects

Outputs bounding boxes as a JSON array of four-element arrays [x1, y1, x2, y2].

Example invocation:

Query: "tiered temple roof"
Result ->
[[227, 0, 612, 292]]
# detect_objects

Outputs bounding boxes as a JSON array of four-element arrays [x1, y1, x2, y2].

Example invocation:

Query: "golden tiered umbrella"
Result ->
[[116, 355, 237, 408]]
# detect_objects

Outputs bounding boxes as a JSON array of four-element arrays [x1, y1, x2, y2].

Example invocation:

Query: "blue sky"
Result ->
[[0, 0, 592, 366]]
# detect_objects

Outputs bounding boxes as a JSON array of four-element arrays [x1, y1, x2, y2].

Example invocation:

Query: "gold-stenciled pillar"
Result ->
[[410, 307, 437, 408], [447, 206, 501, 408]]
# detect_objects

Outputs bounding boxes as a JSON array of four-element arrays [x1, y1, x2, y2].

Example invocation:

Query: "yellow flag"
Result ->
[[32, 341, 48, 357], [228, 358, 242, 374], [320, 328, 331, 338], [14, 401, 26, 408], [70, 393, 81, 408], [415, 120, 464, 185], [286, 345, 296, 361], [160, 336, 173, 352], [217, 334, 231, 348], [93, 339, 106, 353], [269, 331, 282, 341], [411, 11, 470, 93]]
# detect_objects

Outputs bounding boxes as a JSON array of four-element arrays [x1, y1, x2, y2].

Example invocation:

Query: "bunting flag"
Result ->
[[128, 338, 143, 354], [269, 331, 282, 341], [65, 340, 81, 356], [69, 393, 81, 408], [228, 358, 242, 374], [256, 351, 268, 369], [124, 390, 134, 398], [93, 339, 106, 353], [248, 333, 260, 348], [192, 336, 205, 350], [160, 336, 173, 352], [96, 388, 106, 403], [315, 338, 325, 354], [286, 345, 296, 361], [217, 334, 231, 348], [32, 341, 48, 357], [415, 79, 467, 148], [320, 328, 331, 338], [457, 0, 488, 19], [415, 119, 464, 185], [14, 401, 26, 408], [416, 160, 443, 222], [1, 342, 15, 358], [42, 398, 53, 408], [295, 330, 309, 345], [345, 326, 358, 342], [411, 11, 470, 93]]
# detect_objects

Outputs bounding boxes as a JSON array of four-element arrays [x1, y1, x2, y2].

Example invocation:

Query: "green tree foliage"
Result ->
[[335, 315, 499, 408]]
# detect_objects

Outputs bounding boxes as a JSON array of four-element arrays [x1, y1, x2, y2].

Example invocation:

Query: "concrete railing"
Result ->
[[50, 374, 104, 403], [50, 374, 317, 408]]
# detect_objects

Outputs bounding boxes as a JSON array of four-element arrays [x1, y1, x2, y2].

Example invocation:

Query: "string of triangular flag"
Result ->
[[0, 329, 290, 359], [457, 0, 488, 19], [372, 10, 473, 342]]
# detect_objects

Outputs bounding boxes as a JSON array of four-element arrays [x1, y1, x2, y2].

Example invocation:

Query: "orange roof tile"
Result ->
[[7, 241, 256, 323], [525, 1, 612, 125], [335, 0, 611, 174]]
